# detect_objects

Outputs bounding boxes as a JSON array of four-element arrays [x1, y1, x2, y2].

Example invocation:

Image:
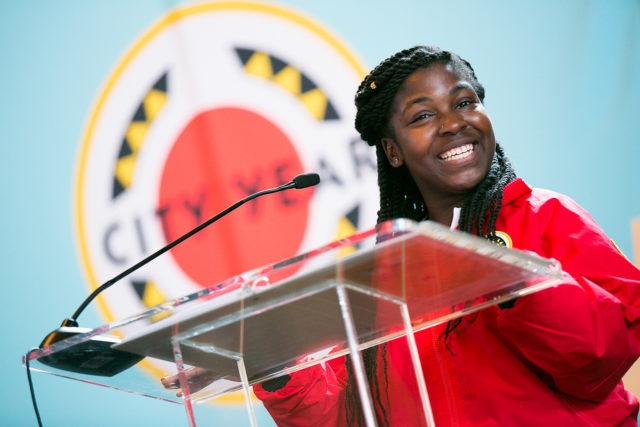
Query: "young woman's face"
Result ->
[[382, 62, 496, 207]]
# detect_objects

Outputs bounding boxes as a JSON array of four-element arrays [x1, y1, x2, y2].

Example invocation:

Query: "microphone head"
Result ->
[[292, 173, 320, 189]]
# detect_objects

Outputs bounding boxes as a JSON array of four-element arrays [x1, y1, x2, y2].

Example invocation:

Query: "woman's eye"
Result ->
[[412, 112, 433, 123], [457, 100, 475, 109]]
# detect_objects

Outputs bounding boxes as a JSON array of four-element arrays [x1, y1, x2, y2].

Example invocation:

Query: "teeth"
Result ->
[[440, 144, 474, 161]]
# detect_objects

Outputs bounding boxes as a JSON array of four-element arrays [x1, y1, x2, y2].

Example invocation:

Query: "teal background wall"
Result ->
[[2, 1, 639, 425]]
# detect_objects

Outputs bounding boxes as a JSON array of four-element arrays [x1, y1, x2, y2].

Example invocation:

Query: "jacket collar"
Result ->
[[502, 178, 531, 207]]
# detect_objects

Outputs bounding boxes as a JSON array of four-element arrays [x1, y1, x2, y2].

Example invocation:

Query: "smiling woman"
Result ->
[[380, 64, 496, 226], [252, 45, 640, 427]]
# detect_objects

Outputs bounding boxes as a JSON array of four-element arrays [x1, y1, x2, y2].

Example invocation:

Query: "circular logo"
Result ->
[[490, 231, 513, 248], [75, 1, 378, 391]]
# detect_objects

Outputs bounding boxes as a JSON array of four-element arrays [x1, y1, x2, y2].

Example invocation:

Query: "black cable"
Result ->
[[25, 348, 43, 426]]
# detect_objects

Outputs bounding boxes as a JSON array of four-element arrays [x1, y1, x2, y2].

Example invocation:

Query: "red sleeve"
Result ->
[[253, 356, 348, 427], [537, 194, 640, 326], [497, 275, 639, 401], [497, 190, 640, 401]]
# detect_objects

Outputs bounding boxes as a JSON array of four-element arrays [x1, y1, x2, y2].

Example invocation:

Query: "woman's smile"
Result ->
[[438, 143, 475, 162]]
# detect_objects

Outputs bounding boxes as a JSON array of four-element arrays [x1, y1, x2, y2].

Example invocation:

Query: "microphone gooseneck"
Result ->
[[69, 172, 320, 326], [36, 172, 320, 376]]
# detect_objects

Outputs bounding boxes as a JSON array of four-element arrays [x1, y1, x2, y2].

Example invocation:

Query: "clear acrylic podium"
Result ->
[[24, 219, 563, 426]]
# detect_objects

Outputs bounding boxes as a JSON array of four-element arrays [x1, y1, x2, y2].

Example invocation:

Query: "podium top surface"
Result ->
[[26, 218, 563, 403]]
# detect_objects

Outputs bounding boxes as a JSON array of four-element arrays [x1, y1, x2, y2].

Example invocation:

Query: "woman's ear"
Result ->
[[381, 137, 403, 168]]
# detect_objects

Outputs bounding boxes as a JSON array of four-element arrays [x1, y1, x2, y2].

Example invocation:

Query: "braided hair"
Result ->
[[344, 45, 517, 425]]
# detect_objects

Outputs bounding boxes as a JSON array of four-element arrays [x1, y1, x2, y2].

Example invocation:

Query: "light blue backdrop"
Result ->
[[2, 1, 639, 426]]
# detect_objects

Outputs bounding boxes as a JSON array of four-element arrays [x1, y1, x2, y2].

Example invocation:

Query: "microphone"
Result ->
[[293, 173, 320, 189], [36, 173, 321, 377]]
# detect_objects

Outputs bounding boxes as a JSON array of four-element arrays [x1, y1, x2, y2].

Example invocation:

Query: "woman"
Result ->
[[253, 45, 640, 426]]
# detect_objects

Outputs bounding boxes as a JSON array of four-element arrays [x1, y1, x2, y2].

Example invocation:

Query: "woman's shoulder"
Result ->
[[504, 178, 588, 215]]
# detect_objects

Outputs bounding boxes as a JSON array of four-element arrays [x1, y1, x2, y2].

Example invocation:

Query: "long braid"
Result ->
[[458, 143, 516, 237], [345, 45, 517, 426], [376, 144, 426, 222], [439, 142, 516, 347]]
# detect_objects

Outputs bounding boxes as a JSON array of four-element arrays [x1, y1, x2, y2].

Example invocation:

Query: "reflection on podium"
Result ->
[[24, 218, 562, 426]]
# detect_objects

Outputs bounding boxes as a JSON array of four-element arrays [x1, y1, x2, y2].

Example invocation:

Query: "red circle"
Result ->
[[158, 107, 312, 286]]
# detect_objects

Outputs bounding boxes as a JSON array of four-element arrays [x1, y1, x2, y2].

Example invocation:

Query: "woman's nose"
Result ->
[[438, 111, 466, 135]]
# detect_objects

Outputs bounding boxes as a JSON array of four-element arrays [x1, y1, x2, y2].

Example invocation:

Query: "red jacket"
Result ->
[[255, 178, 640, 426]]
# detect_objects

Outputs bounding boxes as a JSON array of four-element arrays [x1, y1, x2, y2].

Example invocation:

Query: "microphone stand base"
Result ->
[[38, 326, 144, 377]]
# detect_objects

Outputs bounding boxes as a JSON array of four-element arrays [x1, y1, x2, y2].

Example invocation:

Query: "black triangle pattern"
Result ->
[[234, 46, 340, 121]]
